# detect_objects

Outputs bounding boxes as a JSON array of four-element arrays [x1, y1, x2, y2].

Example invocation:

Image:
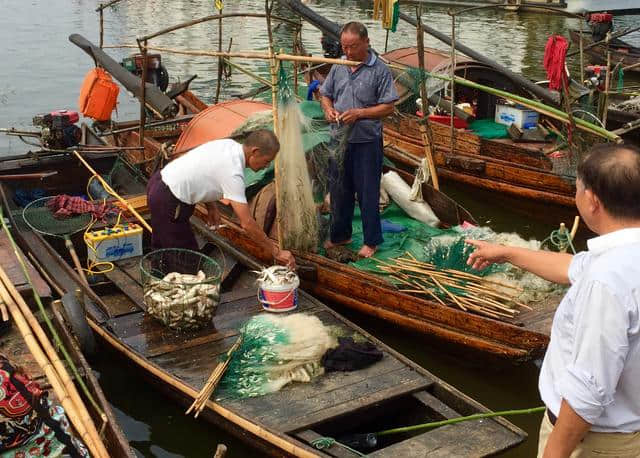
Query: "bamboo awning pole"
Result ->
[[448, 9, 457, 158], [139, 13, 300, 42], [102, 46, 619, 141], [72, 150, 153, 233], [103, 44, 363, 66]]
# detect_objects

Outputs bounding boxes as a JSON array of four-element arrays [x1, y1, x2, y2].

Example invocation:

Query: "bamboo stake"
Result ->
[[186, 336, 242, 417], [214, 3, 224, 104], [266, 0, 284, 251], [72, 150, 152, 233], [602, 32, 612, 127], [416, 5, 439, 190], [448, 9, 457, 158], [138, 40, 148, 148]]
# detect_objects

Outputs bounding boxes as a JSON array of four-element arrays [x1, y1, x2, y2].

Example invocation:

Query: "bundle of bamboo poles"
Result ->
[[0, 266, 110, 458], [186, 336, 242, 418], [377, 254, 531, 321]]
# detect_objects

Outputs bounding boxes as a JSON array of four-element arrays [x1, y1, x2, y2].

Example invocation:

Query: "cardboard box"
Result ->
[[495, 104, 539, 129]]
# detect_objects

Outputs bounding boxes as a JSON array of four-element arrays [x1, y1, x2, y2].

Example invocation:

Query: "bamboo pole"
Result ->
[[214, 3, 224, 104], [1, 293, 100, 456], [138, 40, 148, 147], [99, 4, 104, 48], [0, 276, 108, 458], [72, 150, 153, 233], [87, 319, 320, 458], [0, 211, 107, 411], [416, 5, 439, 190], [186, 336, 242, 417], [579, 19, 585, 83], [602, 33, 612, 127], [266, 0, 284, 251], [449, 9, 457, 157]]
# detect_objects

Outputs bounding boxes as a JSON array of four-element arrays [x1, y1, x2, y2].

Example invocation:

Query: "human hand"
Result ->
[[465, 239, 509, 271], [338, 108, 362, 124], [275, 249, 296, 270], [324, 107, 340, 123]]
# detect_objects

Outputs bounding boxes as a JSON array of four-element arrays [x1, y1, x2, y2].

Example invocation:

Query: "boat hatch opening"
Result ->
[[296, 386, 479, 453]]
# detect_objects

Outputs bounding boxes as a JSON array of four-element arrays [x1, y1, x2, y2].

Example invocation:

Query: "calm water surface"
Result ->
[[1, 1, 639, 456]]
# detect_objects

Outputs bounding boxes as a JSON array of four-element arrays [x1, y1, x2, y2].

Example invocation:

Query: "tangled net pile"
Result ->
[[218, 313, 338, 399]]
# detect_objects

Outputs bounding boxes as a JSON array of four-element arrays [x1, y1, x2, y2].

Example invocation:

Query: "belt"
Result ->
[[547, 409, 557, 426]]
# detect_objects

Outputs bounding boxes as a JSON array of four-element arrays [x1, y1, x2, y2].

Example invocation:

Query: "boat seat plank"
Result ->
[[0, 232, 51, 299], [100, 293, 140, 317], [366, 419, 523, 457], [412, 391, 461, 420], [295, 430, 362, 458]]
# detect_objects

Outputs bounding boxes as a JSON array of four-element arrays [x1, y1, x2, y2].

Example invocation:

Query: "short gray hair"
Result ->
[[244, 129, 280, 156], [340, 21, 368, 39]]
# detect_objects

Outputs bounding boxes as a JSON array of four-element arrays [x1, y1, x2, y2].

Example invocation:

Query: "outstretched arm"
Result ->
[[229, 200, 296, 269], [465, 239, 573, 284]]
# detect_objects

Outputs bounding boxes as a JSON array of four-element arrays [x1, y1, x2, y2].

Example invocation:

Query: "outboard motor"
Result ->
[[321, 33, 342, 59], [32, 110, 81, 149], [588, 13, 613, 42], [121, 53, 170, 92]]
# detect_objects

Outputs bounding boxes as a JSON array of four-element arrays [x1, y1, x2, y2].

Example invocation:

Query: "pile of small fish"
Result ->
[[255, 266, 298, 287], [144, 270, 220, 331]]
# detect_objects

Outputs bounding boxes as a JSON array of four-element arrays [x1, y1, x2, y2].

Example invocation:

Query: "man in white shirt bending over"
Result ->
[[466, 143, 640, 457], [147, 129, 295, 268]]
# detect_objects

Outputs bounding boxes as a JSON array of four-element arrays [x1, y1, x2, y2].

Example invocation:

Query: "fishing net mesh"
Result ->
[[218, 313, 338, 399], [22, 196, 93, 237], [276, 63, 320, 252]]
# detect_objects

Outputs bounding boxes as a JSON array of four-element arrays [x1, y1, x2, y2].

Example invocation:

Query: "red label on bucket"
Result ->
[[258, 287, 298, 312]]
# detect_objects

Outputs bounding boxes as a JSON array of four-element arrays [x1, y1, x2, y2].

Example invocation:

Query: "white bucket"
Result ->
[[258, 275, 300, 313]]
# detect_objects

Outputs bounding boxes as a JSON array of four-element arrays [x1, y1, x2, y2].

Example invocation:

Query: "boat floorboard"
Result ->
[[0, 231, 51, 299], [104, 256, 432, 434]]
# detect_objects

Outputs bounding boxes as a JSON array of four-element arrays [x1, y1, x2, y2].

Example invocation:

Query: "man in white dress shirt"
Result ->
[[466, 143, 640, 457]]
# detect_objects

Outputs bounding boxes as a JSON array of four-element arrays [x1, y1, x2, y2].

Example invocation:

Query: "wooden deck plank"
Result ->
[[367, 419, 522, 457], [412, 391, 461, 420], [274, 369, 430, 433], [0, 231, 51, 299]]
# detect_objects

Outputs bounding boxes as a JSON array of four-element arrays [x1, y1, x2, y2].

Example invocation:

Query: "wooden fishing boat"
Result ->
[[0, 154, 527, 457], [55, 29, 565, 361], [92, 95, 561, 362], [0, 225, 134, 457], [285, 0, 579, 208], [569, 29, 640, 74]]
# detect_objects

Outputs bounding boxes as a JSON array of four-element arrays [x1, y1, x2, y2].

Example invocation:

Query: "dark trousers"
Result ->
[[147, 171, 198, 250], [329, 139, 384, 247]]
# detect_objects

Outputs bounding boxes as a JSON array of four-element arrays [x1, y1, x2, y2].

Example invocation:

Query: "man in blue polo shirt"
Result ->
[[320, 21, 399, 258]]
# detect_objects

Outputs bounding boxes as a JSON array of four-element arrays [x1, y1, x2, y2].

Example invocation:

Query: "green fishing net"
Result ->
[[218, 313, 337, 399]]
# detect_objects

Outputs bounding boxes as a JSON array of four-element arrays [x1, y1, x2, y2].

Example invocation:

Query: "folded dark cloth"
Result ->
[[322, 336, 383, 372]]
